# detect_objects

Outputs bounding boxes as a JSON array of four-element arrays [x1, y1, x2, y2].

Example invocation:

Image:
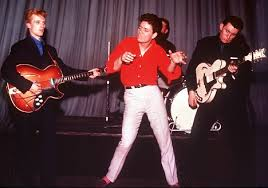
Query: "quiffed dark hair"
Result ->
[[222, 16, 244, 31], [139, 13, 162, 34]]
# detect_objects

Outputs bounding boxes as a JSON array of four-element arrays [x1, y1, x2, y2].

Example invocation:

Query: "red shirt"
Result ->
[[106, 37, 182, 87]]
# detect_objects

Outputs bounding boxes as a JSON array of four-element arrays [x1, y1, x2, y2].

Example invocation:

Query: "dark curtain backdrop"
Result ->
[[0, 0, 267, 127]]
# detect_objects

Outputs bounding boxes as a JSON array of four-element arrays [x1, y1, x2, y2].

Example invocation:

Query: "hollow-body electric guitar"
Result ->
[[6, 64, 94, 113], [195, 48, 266, 103]]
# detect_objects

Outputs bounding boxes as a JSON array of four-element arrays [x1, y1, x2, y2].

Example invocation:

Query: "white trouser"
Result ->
[[106, 85, 178, 186]]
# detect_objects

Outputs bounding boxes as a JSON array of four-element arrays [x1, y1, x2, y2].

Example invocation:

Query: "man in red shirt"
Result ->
[[98, 13, 186, 187]]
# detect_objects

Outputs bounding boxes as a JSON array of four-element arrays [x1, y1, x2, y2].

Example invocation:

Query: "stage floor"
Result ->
[[0, 115, 265, 187]]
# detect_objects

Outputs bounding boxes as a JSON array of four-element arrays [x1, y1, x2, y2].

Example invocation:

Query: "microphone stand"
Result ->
[[105, 41, 111, 125], [105, 79, 110, 123], [103, 41, 122, 128]]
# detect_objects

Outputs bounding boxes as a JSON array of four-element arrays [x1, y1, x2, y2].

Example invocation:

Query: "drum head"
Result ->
[[170, 88, 198, 133]]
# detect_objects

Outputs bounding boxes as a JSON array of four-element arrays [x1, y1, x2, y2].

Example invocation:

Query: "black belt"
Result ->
[[125, 84, 147, 89]]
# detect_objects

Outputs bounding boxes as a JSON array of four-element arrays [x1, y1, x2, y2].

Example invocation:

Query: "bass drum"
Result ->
[[164, 86, 198, 133]]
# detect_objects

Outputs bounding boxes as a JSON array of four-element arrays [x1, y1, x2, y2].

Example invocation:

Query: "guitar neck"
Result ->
[[214, 58, 244, 77], [55, 71, 93, 84], [214, 48, 266, 78]]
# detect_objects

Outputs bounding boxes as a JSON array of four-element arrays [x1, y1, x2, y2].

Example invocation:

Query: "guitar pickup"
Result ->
[[230, 57, 239, 65], [230, 57, 238, 60]]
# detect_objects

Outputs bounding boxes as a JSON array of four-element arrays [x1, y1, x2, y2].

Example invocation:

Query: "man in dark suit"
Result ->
[[1, 8, 100, 186], [185, 16, 254, 186]]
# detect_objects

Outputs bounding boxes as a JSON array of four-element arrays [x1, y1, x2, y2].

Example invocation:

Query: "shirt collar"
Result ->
[[31, 35, 43, 45], [31, 35, 44, 55]]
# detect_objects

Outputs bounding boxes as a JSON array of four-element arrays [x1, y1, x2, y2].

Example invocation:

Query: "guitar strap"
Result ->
[[47, 49, 59, 67]]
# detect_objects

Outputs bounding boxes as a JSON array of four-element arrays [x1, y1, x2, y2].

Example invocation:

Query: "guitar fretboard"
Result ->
[[214, 58, 242, 78], [214, 48, 266, 78], [56, 71, 93, 84]]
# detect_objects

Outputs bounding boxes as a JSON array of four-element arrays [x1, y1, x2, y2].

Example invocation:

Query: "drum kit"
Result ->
[[158, 76, 222, 134]]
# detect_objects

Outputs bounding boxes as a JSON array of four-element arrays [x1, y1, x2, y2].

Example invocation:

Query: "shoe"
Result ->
[[95, 177, 111, 188]]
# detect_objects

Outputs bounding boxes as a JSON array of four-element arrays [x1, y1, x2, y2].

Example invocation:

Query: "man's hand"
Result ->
[[169, 50, 187, 65], [88, 68, 102, 78], [188, 90, 198, 109], [228, 61, 238, 73], [121, 52, 136, 64], [29, 82, 42, 94]]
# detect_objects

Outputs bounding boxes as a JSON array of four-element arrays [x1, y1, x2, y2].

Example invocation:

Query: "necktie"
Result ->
[[36, 40, 44, 55]]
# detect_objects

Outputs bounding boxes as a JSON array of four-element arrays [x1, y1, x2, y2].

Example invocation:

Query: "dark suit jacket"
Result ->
[[1, 36, 85, 93], [185, 34, 252, 130], [1, 36, 86, 117]]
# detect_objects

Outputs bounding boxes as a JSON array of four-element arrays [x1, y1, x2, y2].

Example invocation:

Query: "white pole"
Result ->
[[105, 41, 111, 122]]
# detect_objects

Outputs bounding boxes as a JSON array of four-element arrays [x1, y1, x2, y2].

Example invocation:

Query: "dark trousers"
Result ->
[[13, 107, 57, 186], [188, 102, 255, 186]]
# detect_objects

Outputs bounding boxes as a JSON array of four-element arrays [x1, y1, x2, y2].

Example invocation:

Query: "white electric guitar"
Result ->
[[195, 48, 266, 103]]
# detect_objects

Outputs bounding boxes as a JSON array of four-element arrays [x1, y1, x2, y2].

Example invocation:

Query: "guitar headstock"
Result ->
[[244, 48, 266, 63]]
